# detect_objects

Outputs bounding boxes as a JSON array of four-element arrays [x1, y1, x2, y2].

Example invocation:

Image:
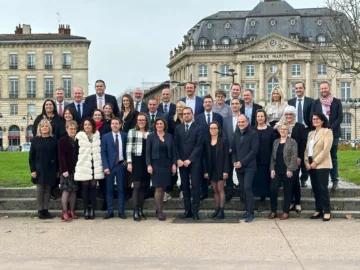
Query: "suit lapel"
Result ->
[[185, 123, 194, 139], [314, 128, 325, 145]]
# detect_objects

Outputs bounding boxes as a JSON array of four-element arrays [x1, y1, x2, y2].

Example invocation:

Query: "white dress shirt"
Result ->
[[112, 132, 124, 161], [56, 101, 65, 114], [186, 97, 196, 114], [97, 95, 105, 110], [204, 111, 213, 124], [321, 104, 329, 119], [296, 97, 307, 127]]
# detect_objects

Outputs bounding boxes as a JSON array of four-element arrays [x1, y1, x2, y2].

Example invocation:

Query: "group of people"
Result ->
[[29, 79, 342, 223]]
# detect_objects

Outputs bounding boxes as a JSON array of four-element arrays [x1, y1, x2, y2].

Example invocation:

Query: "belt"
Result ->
[[117, 160, 124, 164]]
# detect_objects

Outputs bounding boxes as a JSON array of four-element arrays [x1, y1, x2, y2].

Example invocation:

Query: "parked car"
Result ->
[[21, 143, 31, 152]]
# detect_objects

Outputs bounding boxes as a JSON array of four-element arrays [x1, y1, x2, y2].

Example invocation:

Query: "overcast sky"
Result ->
[[1, 0, 325, 97]]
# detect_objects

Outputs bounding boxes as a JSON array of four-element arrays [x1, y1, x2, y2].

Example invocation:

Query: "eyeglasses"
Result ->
[[210, 128, 218, 130], [312, 118, 320, 121]]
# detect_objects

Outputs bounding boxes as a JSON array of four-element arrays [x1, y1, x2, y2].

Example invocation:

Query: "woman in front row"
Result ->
[[203, 121, 229, 219], [146, 118, 176, 221], [269, 123, 298, 220], [58, 120, 79, 221], [305, 112, 333, 221]]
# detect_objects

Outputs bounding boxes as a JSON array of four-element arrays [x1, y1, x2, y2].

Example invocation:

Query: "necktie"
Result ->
[[115, 134, 120, 164], [151, 115, 155, 126], [164, 104, 168, 114], [76, 104, 81, 120], [99, 97, 103, 110], [297, 99, 303, 124], [58, 103, 63, 115], [207, 113, 210, 125], [185, 124, 189, 133], [136, 102, 140, 112]]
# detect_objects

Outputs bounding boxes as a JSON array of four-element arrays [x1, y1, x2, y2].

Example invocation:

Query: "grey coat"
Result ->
[[270, 137, 298, 172]]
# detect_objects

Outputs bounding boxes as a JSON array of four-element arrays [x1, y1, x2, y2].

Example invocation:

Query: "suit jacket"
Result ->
[[134, 101, 148, 113], [222, 115, 239, 151], [311, 97, 343, 138], [58, 135, 77, 174], [119, 110, 139, 133], [245, 103, 263, 127], [270, 137, 298, 172], [304, 128, 333, 169], [146, 132, 176, 166], [158, 102, 176, 123], [97, 122, 112, 138], [225, 98, 245, 114], [55, 101, 70, 115], [288, 96, 314, 128], [101, 132, 127, 170], [146, 111, 164, 132], [179, 96, 204, 116], [65, 102, 93, 125], [195, 112, 223, 140], [174, 122, 203, 164], [290, 123, 306, 160], [85, 94, 120, 117], [232, 126, 259, 172], [203, 138, 229, 179]]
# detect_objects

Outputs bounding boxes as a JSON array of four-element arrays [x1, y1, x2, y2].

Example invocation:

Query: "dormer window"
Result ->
[[250, 20, 256, 27], [317, 34, 326, 43], [270, 19, 276, 27], [290, 19, 296, 26], [317, 19, 323, 26], [224, 22, 231, 29], [207, 23, 212, 29], [199, 38, 208, 46], [221, 37, 230, 45]]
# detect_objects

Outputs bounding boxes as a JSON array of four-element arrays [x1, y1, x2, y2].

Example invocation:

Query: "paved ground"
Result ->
[[1, 217, 360, 269]]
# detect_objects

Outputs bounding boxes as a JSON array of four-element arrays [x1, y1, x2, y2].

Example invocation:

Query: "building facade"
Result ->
[[0, 24, 90, 150], [168, 0, 360, 140]]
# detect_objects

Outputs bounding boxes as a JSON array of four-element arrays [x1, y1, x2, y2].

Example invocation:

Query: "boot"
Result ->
[[84, 208, 90, 220], [68, 210, 78, 219], [38, 210, 46, 220], [43, 209, 54, 219], [89, 208, 95, 220], [139, 207, 147, 220], [133, 209, 141, 222], [61, 211, 72, 222], [211, 207, 220, 218], [215, 208, 225, 219]]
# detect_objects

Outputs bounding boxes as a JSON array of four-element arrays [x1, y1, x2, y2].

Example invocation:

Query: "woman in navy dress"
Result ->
[[146, 118, 176, 221]]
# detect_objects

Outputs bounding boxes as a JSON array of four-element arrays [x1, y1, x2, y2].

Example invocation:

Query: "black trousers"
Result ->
[[300, 128, 310, 183], [226, 154, 234, 195], [180, 163, 201, 213], [236, 171, 255, 215], [309, 168, 331, 214], [291, 169, 301, 205], [270, 173, 294, 213], [166, 172, 178, 193]]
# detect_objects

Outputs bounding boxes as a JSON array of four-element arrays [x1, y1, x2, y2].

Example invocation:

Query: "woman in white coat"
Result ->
[[74, 117, 104, 220]]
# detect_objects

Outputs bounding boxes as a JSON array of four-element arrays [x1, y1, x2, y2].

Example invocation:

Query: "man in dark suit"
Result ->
[[311, 81, 343, 191], [232, 114, 259, 223], [158, 88, 176, 123], [179, 82, 204, 116], [65, 87, 93, 125], [222, 98, 242, 201], [195, 94, 223, 200], [85, 80, 120, 116], [145, 98, 164, 132], [225, 83, 245, 114], [174, 107, 204, 220], [133, 88, 148, 113], [101, 118, 128, 219], [243, 89, 262, 127], [288, 81, 314, 187], [54, 87, 69, 116]]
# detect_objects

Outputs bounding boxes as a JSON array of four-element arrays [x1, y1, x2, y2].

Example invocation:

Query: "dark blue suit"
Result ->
[[179, 96, 204, 116], [85, 94, 120, 117], [65, 102, 93, 126], [145, 111, 164, 132], [158, 102, 176, 124], [101, 132, 127, 215]]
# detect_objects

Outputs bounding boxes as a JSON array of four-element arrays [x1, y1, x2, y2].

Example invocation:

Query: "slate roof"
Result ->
[[0, 34, 89, 42]]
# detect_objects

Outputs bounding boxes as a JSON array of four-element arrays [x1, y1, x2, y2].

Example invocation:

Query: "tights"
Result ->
[[132, 182, 147, 209], [82, 180, 97, 211], [211, 180, 225, 208], [61, 191, 77, 211], [36, 184, 51, 210], [154, 187, 165, 216]]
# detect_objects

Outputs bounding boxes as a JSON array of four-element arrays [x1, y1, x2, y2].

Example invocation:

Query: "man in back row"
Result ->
[[180, 82, 204, 116], [225, 83, 245, 114]]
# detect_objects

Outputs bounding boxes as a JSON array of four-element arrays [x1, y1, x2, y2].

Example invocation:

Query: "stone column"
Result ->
[[189, 63, 194, 82], [211, 63, 218, 97], [331, 61, 338, 98], [236, 62, 241, 84], [282, 61, 288, 100], [305, 61, 312, 98], [259, 61, 265, 102]]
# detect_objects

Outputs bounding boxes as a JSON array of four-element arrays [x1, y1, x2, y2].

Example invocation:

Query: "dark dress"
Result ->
[[253, 126, 275, 197], [209, 144, 218, 181], [29, 136, 58, 186], [168, 118, 182, 135], [120, 110, 139, 132], [151, 138, 172, 188], [131, 138, 150, 184], [203, 138, 229, 182]]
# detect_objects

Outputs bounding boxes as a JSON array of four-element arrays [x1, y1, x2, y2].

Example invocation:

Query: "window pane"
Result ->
[[45, 78, 54, 98], [63, 78, 72, 98], [220, 84, 230, 99], [198, 85, 208, 97]]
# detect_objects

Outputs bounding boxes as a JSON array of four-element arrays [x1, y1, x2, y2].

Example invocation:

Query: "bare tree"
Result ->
[[320, 0, 360, 74]]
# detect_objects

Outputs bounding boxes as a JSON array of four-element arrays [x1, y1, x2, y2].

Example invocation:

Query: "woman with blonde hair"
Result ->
[[168, 101, 186, 135], [29, 119, 58, 219], [265, 87, 288, 129]]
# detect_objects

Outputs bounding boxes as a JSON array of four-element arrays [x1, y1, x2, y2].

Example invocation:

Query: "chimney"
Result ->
[[59, 24, 71, 35], [22, 24, 31, 34], [15, 24, 23, 34]]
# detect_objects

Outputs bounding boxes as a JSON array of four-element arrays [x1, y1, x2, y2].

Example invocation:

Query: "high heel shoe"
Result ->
[[89, 208, 95, 220], [156, 210, 166, 221], [84, 208, 90, 220], [295, 205, 302, 213], [139, 207, 147, 220], [61, 211, 72, 222], [215, 208, 225, 220], [133, 209, 141, 222], [309, 211, 323, 219], [323, 213, 331, 222], [68, 210, 78, 219]]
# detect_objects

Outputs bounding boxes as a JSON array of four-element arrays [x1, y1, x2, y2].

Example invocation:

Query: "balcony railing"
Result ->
[[45, 64, 53, 69], [45, 93, 54, 98], [27, 65, 35, 69], [62, 64, 71, 69], [27, 93, 36, 98], [9, 94, 18, 98], [9, 65, 18, 69]]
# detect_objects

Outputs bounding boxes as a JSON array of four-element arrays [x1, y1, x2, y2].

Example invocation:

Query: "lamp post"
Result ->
[[214, 68, 238, 84], [347, 98, 360, 140], [23, 113, 33, 142]]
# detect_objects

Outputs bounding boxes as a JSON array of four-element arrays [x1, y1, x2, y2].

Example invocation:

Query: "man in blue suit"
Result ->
[[179, 82, 204, 116], [158, 88, 176, 124], [101, 118, 128, 219], [65, 87, 93, 125], [145, 98, 163, 132], [195, 94, 223, 200]]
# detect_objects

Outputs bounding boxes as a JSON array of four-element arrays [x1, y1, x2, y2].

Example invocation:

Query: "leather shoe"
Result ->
[[323, 213, 331, 222], [103, 213, 114, 219], [310, 212, 323, 219], [332, 183, 339, 191], [268, 212, 277, 219], [280, 213, 289, 220], [133, 210, 141, 222], [119, 213, 127, 219], [301, 181, 308, 188], [180, 211, 193, 219], [192, 212, 200, 220]]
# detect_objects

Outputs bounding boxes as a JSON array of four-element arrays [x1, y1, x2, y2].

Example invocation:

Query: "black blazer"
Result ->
[[146, 111, 164, 132], [290, 123, 306, 160], [195, 112, 223, 140], [85, 94, 120, 117], [311, 97, 343, 138], [288, 96, 314, 128], [65, 102, 93, 125], [146, 132, 176, 165], [232, 126, 259, 172], [203, 138, 229, 179], [246, 103, 263, 127], [119, 110, 139, 133], [225, 98, 245, 114], [32, 114, 65, 139], [174, 122, 203, 164], [97, 122, 112, 138], [158, 102, 176, 123], [135, 101, 148, 113]]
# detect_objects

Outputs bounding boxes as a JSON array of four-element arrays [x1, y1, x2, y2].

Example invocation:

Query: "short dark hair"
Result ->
[[203, 94, 213, 102], [243, 89, 253, 96], [319, 81, 330, 88], [295, 81, 305, 89], [111, 117, 122, 125], [312, 112, 330, 128], [95, 79, 106, 87], [153, 117, 168, 131], [135, 112, 149, 131], [183, 107, 193, 114], [230, 98, 241, 105], [92, 109, 105, 121], [147, 98, 158, 104], [79, 117, 96, 133], [215, 89, 226, 97], [255, 109, 268, 126], [231, 83, 241, 90], [185, 82, 196, 89]]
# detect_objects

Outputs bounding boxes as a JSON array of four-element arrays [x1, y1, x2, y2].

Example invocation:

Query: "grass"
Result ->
[[0, 151, 359, 187]]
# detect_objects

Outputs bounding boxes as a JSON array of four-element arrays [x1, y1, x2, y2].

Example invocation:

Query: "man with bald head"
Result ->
[[133, 88, 148, 113], [158, 88, 176, 123], [65, 87, 93, 125]]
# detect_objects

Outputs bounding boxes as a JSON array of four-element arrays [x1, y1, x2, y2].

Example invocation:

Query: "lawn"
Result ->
[[0, 151, 359, 187]]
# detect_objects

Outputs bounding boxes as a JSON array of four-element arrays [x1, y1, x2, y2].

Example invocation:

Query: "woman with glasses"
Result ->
[[305, 112, 333, 221]]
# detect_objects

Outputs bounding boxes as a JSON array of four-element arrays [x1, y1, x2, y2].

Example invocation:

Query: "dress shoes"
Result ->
[[239, 212, 250, 220], [301, 181, 308, 188], [280, 213, 289, 220], [68, 210, 78, 219], [38, 210, 46, 220], [119, 213, 127, 219], [43, 209, 54, 219], [139, 208, 147, 220], [84, 209, 90, 220], [61, 211, 72, 222], [215, 208, 225, 219], [180, 211, 193, 219], [332, 183, 339, 191], [245, 215, 255, 223], [323, 213, 331, 222], [268, 212, 277, 219], [89, 209, 95, 220], [192, 212, 200, 220], [309, 212, 323, 219], [211, 208, 220, 218], [133, 210, 141, 222], [103, 213, 114, 219]]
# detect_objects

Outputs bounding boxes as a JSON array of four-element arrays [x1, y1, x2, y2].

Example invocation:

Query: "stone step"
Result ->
[[1, 187, 360, 198], [1, 197, 360, 211], [0, 209, 359, 219]]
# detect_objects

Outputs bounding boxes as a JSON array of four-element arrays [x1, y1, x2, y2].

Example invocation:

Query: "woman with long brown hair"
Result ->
[[103, 103, 116, 125], [119, 94, 139, 133]]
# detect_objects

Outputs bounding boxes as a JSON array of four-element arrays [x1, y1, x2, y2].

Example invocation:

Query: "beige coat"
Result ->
[[304, 128, 333, 169]]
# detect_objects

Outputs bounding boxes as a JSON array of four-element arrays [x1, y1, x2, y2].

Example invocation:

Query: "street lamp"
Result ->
[[346, 98, 360, 140], [214, 68, 238, 84], [23, 113, 33, 130]]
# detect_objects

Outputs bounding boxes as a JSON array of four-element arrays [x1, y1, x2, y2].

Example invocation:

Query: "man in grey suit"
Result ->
[[222, 98, 242, 201], [55, 87, 69, 117]]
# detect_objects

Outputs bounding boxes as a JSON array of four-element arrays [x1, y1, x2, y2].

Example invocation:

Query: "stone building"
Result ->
[[168, 0, 360, 140], [0, 24, 90, 150]]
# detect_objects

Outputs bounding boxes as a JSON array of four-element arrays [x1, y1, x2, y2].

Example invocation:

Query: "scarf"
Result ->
[[95, 121, 104, 131], [319, 94, 333, 115]]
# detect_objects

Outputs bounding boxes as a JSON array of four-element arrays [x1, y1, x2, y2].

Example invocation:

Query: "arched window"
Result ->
[[199, 38, 208, 46], [8, 125, 20, 152], [341, 113, 352, 140], [267, 78, 280, 102], [221, 37, 231, 45], [26, 125, 33, 142], [317, 34, 326, 43]]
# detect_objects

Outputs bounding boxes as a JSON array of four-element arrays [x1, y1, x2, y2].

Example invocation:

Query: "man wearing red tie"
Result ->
[[54, 87, 69, 117]]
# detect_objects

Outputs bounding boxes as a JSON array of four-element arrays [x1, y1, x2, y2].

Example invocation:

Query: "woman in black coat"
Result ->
[[119, 94, 139, 132], [29, 119, 58, 220], [203, 121, 229, 219]]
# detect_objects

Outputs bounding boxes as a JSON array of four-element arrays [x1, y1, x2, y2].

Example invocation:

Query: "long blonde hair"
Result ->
[[269, 87, 285, 105], [173, 101, 186, 122], [36, 119, 53, 137]]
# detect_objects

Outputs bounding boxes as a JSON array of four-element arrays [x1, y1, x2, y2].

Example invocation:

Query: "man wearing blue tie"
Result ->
[[65, 87, 93, 125]]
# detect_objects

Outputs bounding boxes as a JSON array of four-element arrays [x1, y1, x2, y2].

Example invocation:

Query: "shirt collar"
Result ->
[[186, 96, 196, 100], [96, 94, 104, 99], [297, 96, 304, 101]]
